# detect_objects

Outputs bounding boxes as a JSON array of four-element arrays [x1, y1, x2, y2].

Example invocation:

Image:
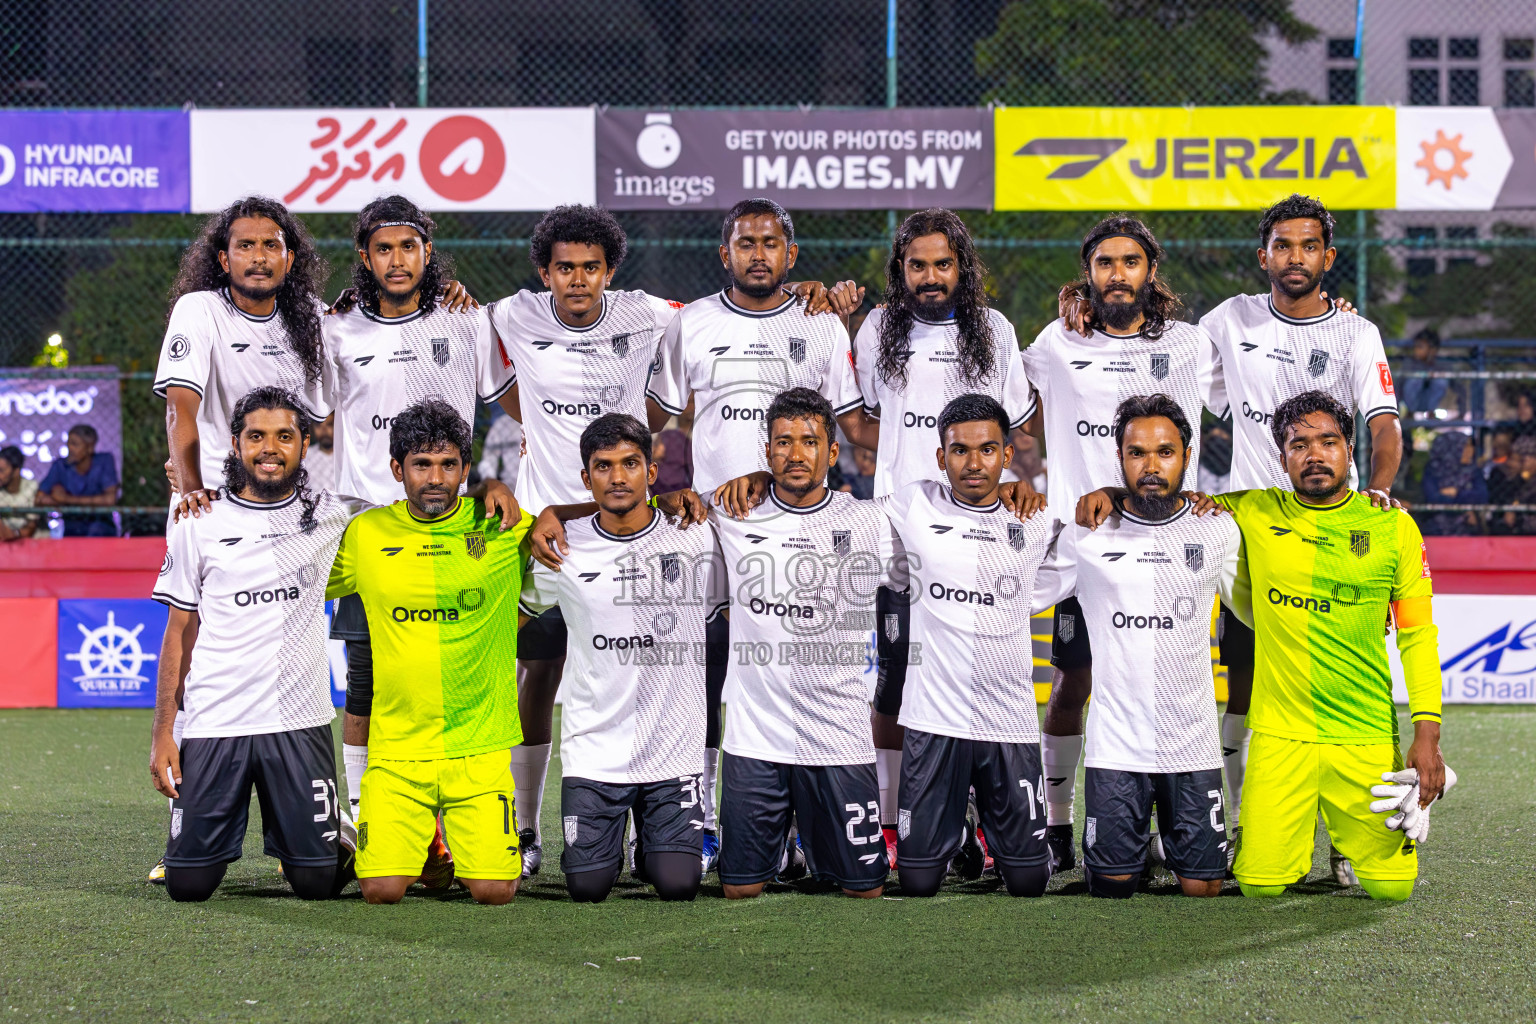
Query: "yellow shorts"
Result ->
[[356, 750, 521, 881], [1234, 731, 1417, 885]]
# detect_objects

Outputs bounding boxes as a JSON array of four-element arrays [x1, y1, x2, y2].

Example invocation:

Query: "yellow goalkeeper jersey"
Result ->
[[327, 498, 533, 760], [1216, 488, 1440, 745]]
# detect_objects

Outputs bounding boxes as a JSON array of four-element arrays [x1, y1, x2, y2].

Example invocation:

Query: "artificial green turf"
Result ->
[[1, 707, 1532, 1023]]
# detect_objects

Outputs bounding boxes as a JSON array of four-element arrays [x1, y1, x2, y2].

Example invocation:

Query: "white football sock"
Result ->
[[342, 743, 368, 816], [702, 747, 720, 831], [1220, 713, 1251, 827], [875, 747, 902, 827], [1042, 733, 1084, 826], [510, 743, 552, 843]]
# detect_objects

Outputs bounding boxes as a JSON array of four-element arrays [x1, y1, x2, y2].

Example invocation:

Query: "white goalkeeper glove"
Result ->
[[1369, 765, 1457, 843]]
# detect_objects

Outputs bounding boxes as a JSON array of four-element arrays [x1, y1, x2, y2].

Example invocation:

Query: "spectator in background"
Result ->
[[1486, 429, 1518, 501], [304, 413, 337, 494], [653, 427, 693, 494], [475, 408, 522, 497], [0, 446, 39, 541], [1004, 427, 1048, 493], [36, 424, 119, 537], [1510, 392, 1536, 441], [1419, 432, 1485, 536], [1399, 328, 1448, 417], [839, 445, 877, 499], [1198, 420, 1233, 495], [1490, 436, 1536, 536]]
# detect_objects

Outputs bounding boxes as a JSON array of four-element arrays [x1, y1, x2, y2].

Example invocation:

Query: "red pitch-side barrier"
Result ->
[[0, 536, 1532, 708]]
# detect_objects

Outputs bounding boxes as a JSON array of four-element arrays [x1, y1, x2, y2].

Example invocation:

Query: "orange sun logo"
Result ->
[[1415, 130, 1473, 190]]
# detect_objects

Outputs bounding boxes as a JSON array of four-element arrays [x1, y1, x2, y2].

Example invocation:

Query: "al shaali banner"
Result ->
[[995, 106, 1397, 210]]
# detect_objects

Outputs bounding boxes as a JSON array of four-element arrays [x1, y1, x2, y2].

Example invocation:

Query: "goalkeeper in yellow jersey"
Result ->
[[327, 399, 533, 905], [1079, 390, 1451, 901]]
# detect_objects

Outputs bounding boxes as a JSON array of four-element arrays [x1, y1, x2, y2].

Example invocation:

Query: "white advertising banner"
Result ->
[[1394, 107, 1513, 212], [190, 108, 594, 212], [1388, 594, 1536, 705]]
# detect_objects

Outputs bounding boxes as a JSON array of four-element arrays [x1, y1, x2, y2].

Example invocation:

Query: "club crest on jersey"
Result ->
[[831, 530, 851, 556], [1184, 543, 1204, 573], [611, 333, 631, 358], [1150, 352, 1170, 380], [1351, 530, 1371, 558], [432, 337, 450, 367], [788, 337, 807, 364], [660, 552, 681, 583], [1007, 521, 1028, 551], [1308, 348, 1329, 378], [465, 531, 487, 561]]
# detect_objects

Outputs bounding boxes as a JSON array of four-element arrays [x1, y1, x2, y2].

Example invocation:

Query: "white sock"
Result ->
[[1220, 713, 1251, 827], [509, 743, 552, 843], [875, 747, 902, 827], [1042, 733, 1084, 826], [342, 743, 368, 817], [702, 747, 720, 831]]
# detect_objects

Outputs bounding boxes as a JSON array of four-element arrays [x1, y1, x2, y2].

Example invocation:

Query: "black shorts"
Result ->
[[329, 592, 369, 642], [560, 774, 705, 875], [1217, 604, 1254, 672], [1083, 766, 1228, 881], [1049, 594, 1092, 670], [705, 613, 729, 749], [518, 605, 568, 662], [871, 585, 912, 716], [897, 729, 1049, 870], [166, 725, 340, 869], [718, 753, 887, 891]]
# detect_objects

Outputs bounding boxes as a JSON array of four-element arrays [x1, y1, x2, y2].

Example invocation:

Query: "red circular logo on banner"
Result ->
[[419, 116, 506, 202]]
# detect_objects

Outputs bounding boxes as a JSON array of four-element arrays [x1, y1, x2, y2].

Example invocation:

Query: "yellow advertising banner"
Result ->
[[995, 106, 1396, 210]]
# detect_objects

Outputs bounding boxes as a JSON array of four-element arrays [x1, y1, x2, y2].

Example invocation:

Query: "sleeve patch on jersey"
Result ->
[[1377, 361, 1394, 395], [497, 337, 511, 369], [1419, 540, 1431, 579], [1392, 596, 1433, 629], [667, 299, 684, 309]]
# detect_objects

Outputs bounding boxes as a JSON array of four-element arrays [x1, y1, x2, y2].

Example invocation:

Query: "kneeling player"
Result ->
[[715, 388, 894, 898], [1039, 395, 1244, 898], [150, 387, 354, 902], [519, 414, 725, 902], [326, 400, 534, 905], [881, 394, 1054, 897]]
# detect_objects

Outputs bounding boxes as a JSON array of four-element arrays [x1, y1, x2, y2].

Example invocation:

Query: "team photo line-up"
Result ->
[[145, 188, 1450, 907]]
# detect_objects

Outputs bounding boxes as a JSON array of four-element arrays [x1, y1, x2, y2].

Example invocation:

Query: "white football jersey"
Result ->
[[152, 489, 351, 738], [321, 304, 513, 507], [489, 289, 682, 512], [1020, 318, 1224, 516], [154, 289, 331, 489], [714, 489, 897, 766], [853, 307, 1038, 498], [646, 290, 861, 496], [1034, 502, 1243, 773], [520, 509, 725, 784], [881, 480, 1054, 743], [1201, 294, 1397, 491]]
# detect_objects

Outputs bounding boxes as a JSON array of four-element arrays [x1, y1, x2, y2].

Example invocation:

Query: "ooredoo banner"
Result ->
[[190, 108, 594, 212], [595, 108, 992, 210], [0, 110, 189, 213], [0, 373, 123, 485]]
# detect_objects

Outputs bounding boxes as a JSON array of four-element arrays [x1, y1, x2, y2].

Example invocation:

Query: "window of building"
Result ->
[[1444, 226, 1478, 242], [1328, 67, 1357, 103], [1449, 68, 1480, 105], [1327, 37, 1356, 60], [1507, 38, 1535, 62], [1507, 38, 1536, 107], [1409, 37, 1440, 60], [1448, 37, 1480, 60], [1409, 67, 1440, 105]]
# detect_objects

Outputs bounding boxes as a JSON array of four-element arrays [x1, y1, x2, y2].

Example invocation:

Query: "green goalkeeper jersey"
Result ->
[[1215, 488, 1440, 745], [327, 497, 533, 760]]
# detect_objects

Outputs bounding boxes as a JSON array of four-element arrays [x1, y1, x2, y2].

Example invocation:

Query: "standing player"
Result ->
[[1197, 195, 1402, 849], [325, 400, 533, 905], [1078, 391, 1445, 900], [645, 199, 863, 873], [321, 195, 518, 856], [848, 208, 1039, 864], [520, 414, 725, 902], [149, 387, 353, 902], [1020, 216, 1224, 870], [882, 394, 1053, 897], [711, 387, 893, 899], [1037, 395, 1244, 898]]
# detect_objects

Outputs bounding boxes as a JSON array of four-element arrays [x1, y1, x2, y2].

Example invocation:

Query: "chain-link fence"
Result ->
[[3, 1, 1534, 533]]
